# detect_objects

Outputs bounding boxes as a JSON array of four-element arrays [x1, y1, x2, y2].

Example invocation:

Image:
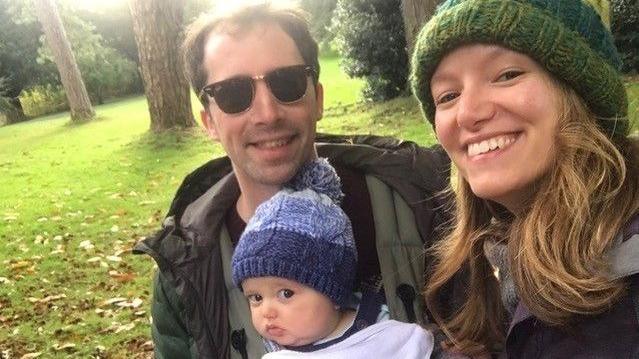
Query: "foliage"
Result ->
[[611, 0, 639, 73], [332, 0, 408, 101], [0, 0, 51, 109], [19, 84, 69, 117], [75, 4, 140, 66], [300, 0, 339, 55]]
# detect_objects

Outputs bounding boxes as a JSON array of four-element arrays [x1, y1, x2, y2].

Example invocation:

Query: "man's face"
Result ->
[[200, 22, 323, 192]]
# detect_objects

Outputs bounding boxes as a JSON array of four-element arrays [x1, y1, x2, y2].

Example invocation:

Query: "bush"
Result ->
[[20, 84, 69, 117], [332, 0, 408, 101], [81, 46, 141, 105], [612, 0, 639, 74]]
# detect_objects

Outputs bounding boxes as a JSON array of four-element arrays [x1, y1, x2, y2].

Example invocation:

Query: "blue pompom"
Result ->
[[286, 158, 344, 204]]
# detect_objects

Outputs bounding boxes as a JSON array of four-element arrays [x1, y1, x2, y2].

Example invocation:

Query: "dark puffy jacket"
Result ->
[[134, 134, 459, 358]]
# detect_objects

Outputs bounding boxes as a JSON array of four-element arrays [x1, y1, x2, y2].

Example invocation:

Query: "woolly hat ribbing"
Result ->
[[231, 158, 356, 307], [410, 0, 629, 137]]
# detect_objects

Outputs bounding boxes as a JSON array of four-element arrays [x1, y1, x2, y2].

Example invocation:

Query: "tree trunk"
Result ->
[[401, 0, 439, 60], [34, 0, 95, 122], [6, 97, 27, 124], [129, 0, 196, 132], [0, 96, 27, 125]]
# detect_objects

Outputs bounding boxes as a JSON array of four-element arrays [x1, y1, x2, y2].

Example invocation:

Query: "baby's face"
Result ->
[[242, 276, 340, 346]]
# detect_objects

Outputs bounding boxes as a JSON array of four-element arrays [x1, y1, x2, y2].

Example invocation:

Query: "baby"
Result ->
[[231, 158, 434, 358]]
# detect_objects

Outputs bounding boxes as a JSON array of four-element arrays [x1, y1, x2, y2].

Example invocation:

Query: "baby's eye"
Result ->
[[435, 92, 458, 105], [496, 70, 524, 82], [246, 294, 263, 305], [277, 289, 295, 299]]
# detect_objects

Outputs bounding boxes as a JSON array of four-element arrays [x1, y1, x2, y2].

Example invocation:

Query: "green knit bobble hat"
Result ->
[[410, 0, 629, 137]]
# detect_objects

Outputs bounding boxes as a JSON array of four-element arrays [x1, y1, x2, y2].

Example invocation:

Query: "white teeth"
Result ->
[[258, 139, 288, 149], [467, 135, 515, 156]]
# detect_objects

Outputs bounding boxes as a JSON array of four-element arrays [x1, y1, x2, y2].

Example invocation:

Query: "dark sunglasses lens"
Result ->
[[266, 66, 308, 103], [212, 77, 253, 114]]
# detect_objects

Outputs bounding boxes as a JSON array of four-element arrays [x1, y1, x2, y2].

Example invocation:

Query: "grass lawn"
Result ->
[[0, 57, 637, 356]]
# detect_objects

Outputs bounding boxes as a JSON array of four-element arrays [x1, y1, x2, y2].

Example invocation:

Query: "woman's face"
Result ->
[[431, 44, 560, 212]]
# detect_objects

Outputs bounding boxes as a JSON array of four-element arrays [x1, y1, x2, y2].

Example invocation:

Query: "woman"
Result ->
[[411, 0, 639, 357]]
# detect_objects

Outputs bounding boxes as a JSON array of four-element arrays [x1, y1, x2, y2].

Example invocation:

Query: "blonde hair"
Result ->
[[425, 82, 639, 355]]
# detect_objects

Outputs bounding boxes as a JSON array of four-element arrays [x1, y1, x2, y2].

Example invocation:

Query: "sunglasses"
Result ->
[[199, 64, 316, 114]]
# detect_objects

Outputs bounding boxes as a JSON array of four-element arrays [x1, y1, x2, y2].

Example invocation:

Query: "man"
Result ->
[[134, 1, 453, 358]]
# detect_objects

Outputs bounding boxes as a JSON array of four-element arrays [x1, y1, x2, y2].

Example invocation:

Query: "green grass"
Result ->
[[319, 56, 365, 108], [1, 56, 637, 356]]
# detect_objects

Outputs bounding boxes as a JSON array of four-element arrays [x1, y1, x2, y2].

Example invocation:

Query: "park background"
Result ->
[[0, 0, 637, 357]]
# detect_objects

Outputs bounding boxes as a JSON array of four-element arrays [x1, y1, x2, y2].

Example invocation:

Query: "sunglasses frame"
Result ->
[[199, 64, 316, 114]]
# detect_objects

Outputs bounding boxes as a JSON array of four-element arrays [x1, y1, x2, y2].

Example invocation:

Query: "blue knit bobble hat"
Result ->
[[231, 158, 356, 307]]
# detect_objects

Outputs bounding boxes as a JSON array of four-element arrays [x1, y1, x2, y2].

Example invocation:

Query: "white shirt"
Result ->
[[262, 320, 434, 359]]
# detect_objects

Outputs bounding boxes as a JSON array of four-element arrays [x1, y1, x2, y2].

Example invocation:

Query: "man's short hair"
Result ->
[[182, 0, 320, 100]]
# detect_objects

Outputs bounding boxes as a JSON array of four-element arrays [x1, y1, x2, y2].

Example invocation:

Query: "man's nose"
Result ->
[[455, 87, 495, 130], [250, 79, 280, 125]]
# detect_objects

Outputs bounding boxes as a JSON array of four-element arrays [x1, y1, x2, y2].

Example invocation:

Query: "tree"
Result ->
[[129, 0, 196, 132], [34, 0, 94, 122], [301, 0, 339, 52], [38, 9, 141, 105], [611, 0, 639, 73], [400, 0, 439, 58], [0, 0, 48, 124], [333, 0, 408, 101]]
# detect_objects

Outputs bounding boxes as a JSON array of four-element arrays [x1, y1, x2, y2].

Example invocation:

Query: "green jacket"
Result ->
[[134, 134, 456, 358]]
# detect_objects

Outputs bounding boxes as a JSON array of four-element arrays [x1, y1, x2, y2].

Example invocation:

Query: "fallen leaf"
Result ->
[[110, 225, 119, 233], [10, 261, 32, 270], [79, 240, 94, 250], [106, 255, 121, 262], [39, 294, 67, 303], [50, 245, 65, 255], [115, 322, 135, 333], [20, 352, 42, 359], [28, 294, 66, 304], [52, 343, 75, 351], [100, 297, 127, 306], [116, 298, 143, 308], [108, 271, 135, 282]]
